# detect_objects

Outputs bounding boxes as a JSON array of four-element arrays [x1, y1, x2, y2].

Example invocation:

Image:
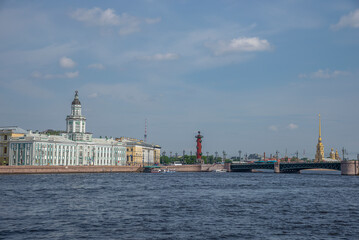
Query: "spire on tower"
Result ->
[[319, 113, 321, 140], [315, 113, 324, 162], [72, 90, 81, 105], [144, 119, 147, 143]]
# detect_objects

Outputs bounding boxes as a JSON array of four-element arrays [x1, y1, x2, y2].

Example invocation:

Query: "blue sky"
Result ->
[[1, 0, 359, 159]]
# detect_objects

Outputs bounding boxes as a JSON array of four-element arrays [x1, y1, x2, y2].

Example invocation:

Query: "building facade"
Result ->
[[315, 114, 324, 162], [118, 137, 160, 166], [9, 133, 125, 166], [9, 91, 126, 166], [0, 127, 27, 165]]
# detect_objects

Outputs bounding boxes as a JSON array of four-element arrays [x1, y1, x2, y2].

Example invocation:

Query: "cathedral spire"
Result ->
[[318, 114, 321, 141], [315, 114, 324, 162]]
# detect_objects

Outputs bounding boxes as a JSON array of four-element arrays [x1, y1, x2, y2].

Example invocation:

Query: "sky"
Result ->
[[0, 0, 359, 159]]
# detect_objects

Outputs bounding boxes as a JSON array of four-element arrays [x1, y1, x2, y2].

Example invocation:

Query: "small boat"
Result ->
[[213, 169, 227, 173], [143, 166, 161, 173]]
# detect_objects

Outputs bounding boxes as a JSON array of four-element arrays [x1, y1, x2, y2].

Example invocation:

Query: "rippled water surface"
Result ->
[[0, 171, 358, 239]]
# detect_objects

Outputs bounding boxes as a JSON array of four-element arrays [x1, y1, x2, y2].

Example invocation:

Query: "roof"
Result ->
[[123, 140, 161, 148], [0, 126, 27, 134], [72, 90, 81, 105]]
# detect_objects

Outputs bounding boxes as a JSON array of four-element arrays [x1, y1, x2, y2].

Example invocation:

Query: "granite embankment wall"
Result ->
[[161, 164, 225, 172], [161, 164, 202, 172], [0, 166, 141, 174], [200, 164, 225, 171], [0, 164, 226, 174]]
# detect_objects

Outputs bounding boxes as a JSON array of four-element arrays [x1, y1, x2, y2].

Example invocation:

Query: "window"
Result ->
[[4, 135, 7, 141], [4, 147, 7, 154]]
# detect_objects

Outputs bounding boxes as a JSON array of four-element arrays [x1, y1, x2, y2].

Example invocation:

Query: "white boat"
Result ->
[[213, 169, 227, 173]]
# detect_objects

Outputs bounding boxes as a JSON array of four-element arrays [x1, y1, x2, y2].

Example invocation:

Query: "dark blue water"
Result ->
[[0, 172, 358, 240]]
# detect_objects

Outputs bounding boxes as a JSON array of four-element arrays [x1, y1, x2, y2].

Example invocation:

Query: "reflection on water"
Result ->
[[0, 172, 358, 239]]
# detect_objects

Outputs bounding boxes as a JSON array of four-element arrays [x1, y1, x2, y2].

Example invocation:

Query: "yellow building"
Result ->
[[0, 127, 27, 165], [315, 114, 324, 162], [117, 137, 161, 166], [335, 149, 340, 160], [329, 148, 335, 160]]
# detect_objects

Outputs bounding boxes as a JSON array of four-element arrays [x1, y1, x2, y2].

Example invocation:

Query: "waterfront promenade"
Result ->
[[0, 164, 223, 174], [1, 161, 358, 175]]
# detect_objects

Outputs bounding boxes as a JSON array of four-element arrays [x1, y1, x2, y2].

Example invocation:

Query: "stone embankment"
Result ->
[[0, 164, 226, 174], [200, 164, 225, 172], [0, 165, 141, 174], [161, 163, 225, 172]]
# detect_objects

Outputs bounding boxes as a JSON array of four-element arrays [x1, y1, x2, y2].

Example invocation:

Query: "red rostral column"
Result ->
[[196, 131, 203, 163]]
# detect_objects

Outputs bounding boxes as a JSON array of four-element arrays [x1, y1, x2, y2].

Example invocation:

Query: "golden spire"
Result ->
[[315, 113, 324, 162], [318, 114, 321, 141]]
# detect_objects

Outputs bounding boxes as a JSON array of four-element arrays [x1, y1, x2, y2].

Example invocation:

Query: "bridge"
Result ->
[[229, 161, 359, 175]]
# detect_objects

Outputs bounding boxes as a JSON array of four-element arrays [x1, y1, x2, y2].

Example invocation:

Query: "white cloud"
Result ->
[[71, 8, 121, 26], [59, 56, 76, 68], [145, 17, 161, 24], [209, 37, 271, 55], [332, 9, 359, 30], [268, 125, 278, 131], [88, 63, 105, 70], [31, 71, 79, 79], [287, 123, 298, 130], [139, 53, 179, 61], [299, 69, 350, 79], [65, 71, 79, 78], [71, 8, 140, 35], [1, 43, 80, 70]]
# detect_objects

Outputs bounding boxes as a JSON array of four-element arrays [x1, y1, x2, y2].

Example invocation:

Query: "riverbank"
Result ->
[[0, 165, 142, 174], [0, 164, 225, 174]]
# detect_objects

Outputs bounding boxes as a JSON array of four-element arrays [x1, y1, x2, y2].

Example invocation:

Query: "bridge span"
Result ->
[[228, 160, 359, 175]]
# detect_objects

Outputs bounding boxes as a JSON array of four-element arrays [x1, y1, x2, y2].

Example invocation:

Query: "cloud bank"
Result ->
[[139, 53, 179, 61], [70, 7, 160, 36], [210, 37, 271, 55], [59, 57, 76, 68], [32, 71, 79, 79], [299, 69, 349, 79], [332, 9, 359, 30], [288, 123, 298, 130]]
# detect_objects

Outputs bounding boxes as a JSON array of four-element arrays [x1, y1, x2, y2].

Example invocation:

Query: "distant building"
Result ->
[[315, 114, 324, 162], [117, 137, 160, 166], [63, 91, 92, 142], [9, 91, 126, 166], [335, 149, 340, 160], [248, 153, 262, 161], [0, 126, 27, 165], [329, 148, 335, 160]]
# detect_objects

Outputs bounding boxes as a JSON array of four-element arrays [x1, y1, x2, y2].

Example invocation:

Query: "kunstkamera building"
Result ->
[[9, 91, 126, 166]]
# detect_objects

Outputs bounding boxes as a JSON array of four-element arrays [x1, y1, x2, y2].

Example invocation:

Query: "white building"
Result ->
[[9, 91, 126, 166]]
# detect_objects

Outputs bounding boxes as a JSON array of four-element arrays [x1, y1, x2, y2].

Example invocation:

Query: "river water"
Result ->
[[0, 171, 358, 239]]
